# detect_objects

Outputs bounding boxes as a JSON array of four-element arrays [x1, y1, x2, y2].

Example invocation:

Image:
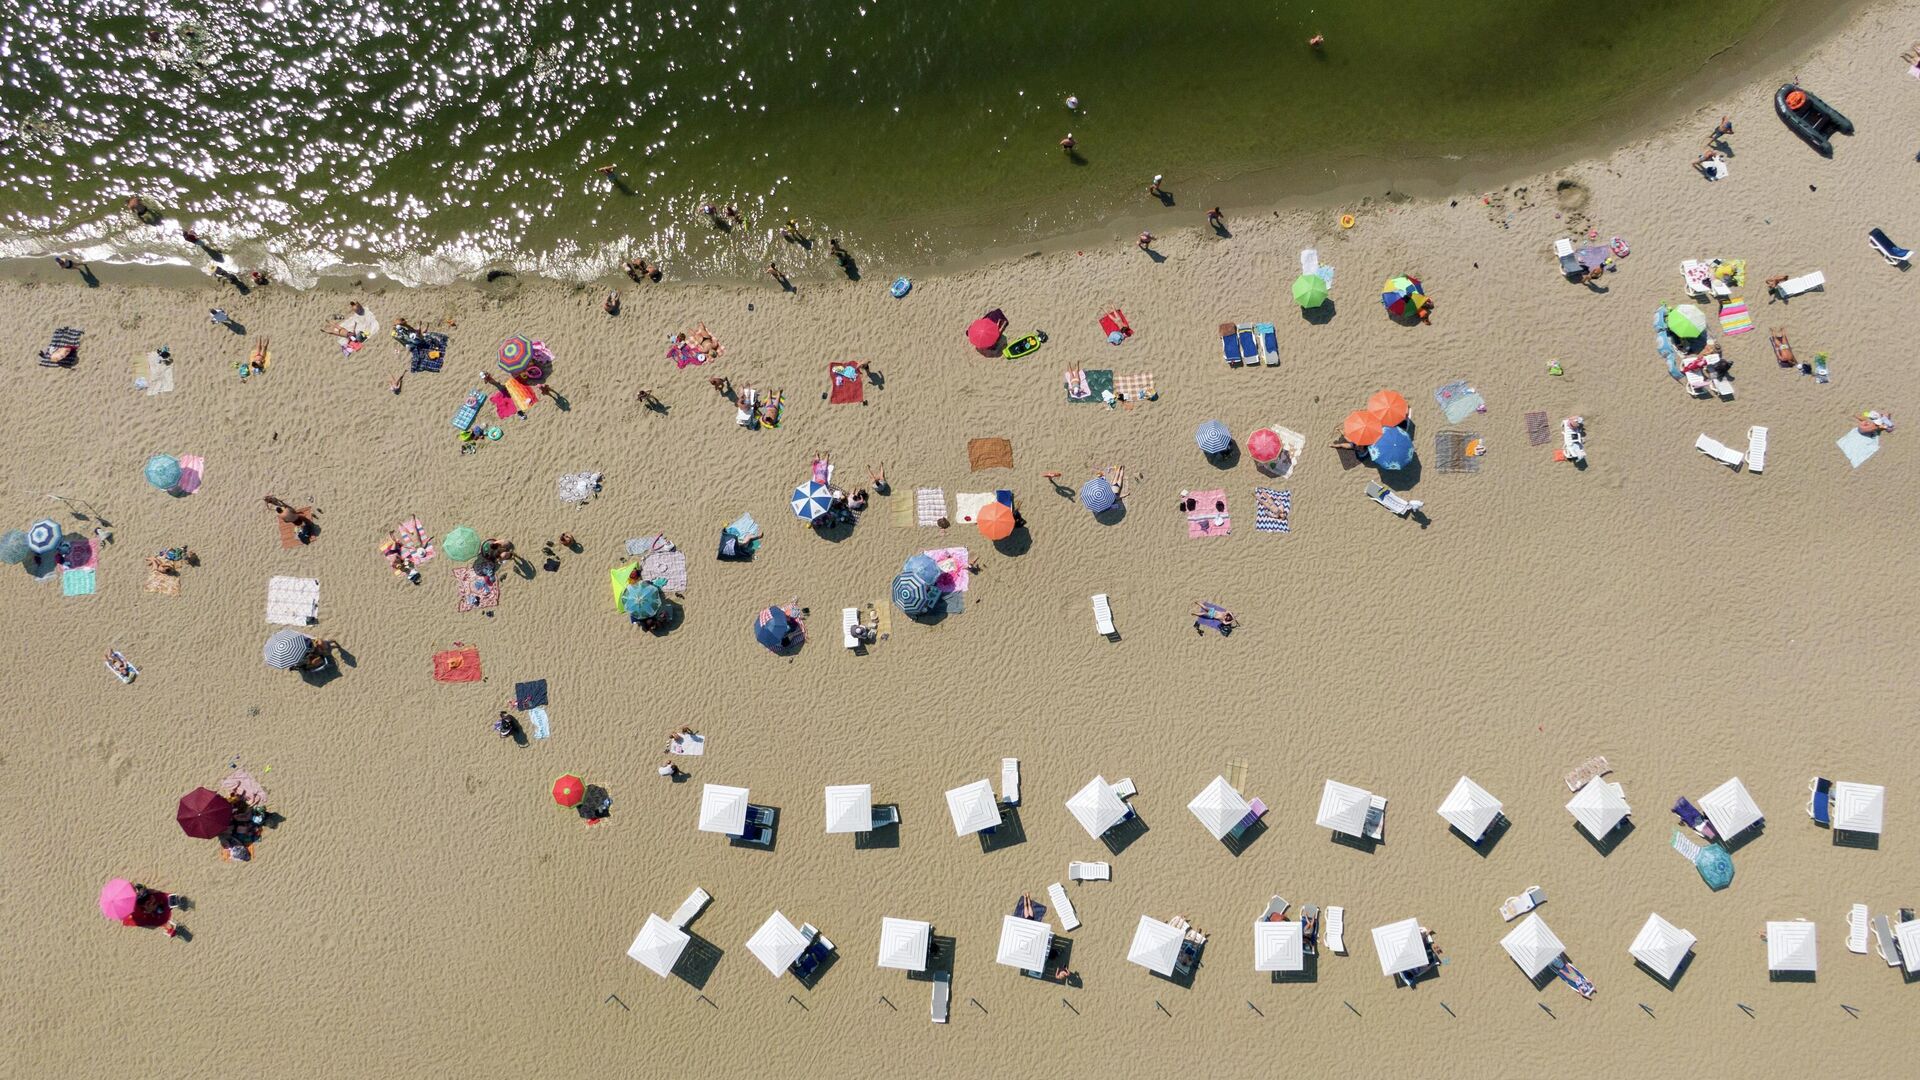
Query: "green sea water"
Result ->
[[0, 0, 1802, 285]]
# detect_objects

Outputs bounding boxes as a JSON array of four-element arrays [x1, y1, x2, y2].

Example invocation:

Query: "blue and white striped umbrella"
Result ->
[[791, 480, 834, 522], [1195, 419, 1232, 455], [25, 518, 61, 554], [892, 572, 936, 615], [262, 628, 311, 669], [1079, 477, 1116, 513]]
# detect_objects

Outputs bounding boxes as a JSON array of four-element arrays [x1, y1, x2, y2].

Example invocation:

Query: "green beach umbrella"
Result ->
[[1291, 273, 1328, 309], [443, 526, 482, 562], [1666, 304, 1707, 338]]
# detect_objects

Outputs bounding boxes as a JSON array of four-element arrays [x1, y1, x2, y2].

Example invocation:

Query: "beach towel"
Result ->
[[527, 707, 550, 739], [1112, 372, 1156, 403], [176, 455, 204, 494], [1433, 381, 1484, 425], [1836, 429, 1880, 468], [141, 351, 175, 395], [669, 732, 706, 755], [452, 389, 485, 431], [432, 646, 482, 682], [61, 568, 96, 596], [641, 547, 687, 593], [921, 547, 970, 591], [1065, 369, 1113, 403], [1432, 431, 1484, 474], [669, 341, 704, 369], [491, 390, 518, 418], [454, 567, 500, 611], [967, 437, 1014, 471], [395, 517, 435, 565], [1063, 368, 1091, 400], [556, 471, 601, 504], [1670, 829, 1703, 863], [916, 488, 947, 527], [513, 679, 549, 709], [1253, 488, 1291, 533], [1524, 411, 1551, 446], [1718, 299, 1754, 335], [277, 507, 318, 549], [828, 363, 864, 404], [265, 576, 320, 625], [1185, 489, 1230, 537], [408, 331, 448, 373], [954, 492, 994, 525], [145, 568, 180, 596], [39, 326, 81, 367]]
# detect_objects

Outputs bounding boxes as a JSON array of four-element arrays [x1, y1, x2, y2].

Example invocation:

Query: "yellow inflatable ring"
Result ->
[[1339, 214, 1356, 229]]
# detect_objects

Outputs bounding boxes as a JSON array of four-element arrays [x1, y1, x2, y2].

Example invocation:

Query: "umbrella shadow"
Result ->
[[991, 527, 1033, 558], [1453, 814, 1510, 857], [794, 946, 840, 989], [1768, 969, 1817, 984], [1577, 817, 1634, 857], [1331, 831, 1380, 855], [1102, 813, 1149, 855], [299, 660, 343, 688], [673, 934, 724, 989], [1220, 818, 1267, 857], [1091, 501, 1128, 527], [854, 809, 901, 850], [1720, 822, 1764, 854], [1833, 830, 1880, 851], [1302, 299, 1337, 326], [979, 807, 1027, 853], [1272, 950, 1319, 984], [1636, 952, 1694, 990], [908, 934, 958, 982], [1377, 457, 1423, 492], [1205, 445, 1240, 470]]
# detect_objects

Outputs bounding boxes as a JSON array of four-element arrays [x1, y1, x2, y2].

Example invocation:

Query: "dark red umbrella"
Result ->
[[176, 786, 234, 839]]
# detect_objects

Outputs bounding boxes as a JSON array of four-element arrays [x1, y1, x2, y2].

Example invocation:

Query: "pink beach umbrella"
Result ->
[[1247, 428, 1282, 464], [99, 878, 138, 922]]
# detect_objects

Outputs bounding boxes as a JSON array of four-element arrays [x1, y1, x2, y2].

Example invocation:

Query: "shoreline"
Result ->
[[0, 0, 1873, 295]]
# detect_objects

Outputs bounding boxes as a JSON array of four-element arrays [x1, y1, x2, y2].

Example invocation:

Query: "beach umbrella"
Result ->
[[996, 913, 1053, 971], [824, 784, 874, 834], [176, 786, 233, 839], [552, 775, 584, 808], [99, 878, 138, 922], [1316, 779, 1373, 838], [1366, 389, 1409, 426], [1254, 920, 1305, 973], [1765, 921, 1817, 972], [1343, 411, 1383, 447], [1698, 777, 1763, 840], [977, 502, 1015, 541], [1188, 775, 1252, 841], [746, 911, 812, 977], [1500, 914, 1566, 978], [442, 526, 481, 562], [944, 779, 1002, 836], [1629, 913, 1696, 981], [1065, 776, 1130, 839], [144, 454, 182, 491], [26, 518, 61, 555], [698, 783, 751, 834], [1436, 776, 1503, 843], [1666, 303, 1707, 338], [891, 571, 937, 615], [262, 628, 311, 669], [1694, 844, 1733, 890], [1566, 778, 1630, 838], [791, 480, 834, 523], [966, 317, 1003, 351], [1291, 273, 1328, 309], [1079, 477, 1116, 513], [1128, 915, 1184, 976], [497, 335, 534, 376], [0, 529, 29, 564], [754, 605, 801, 652], [1894, 920, 1920, 974], [1195, 419, 1232, 455], [878, 917, 932, 972], [1369, 425, 1415, 470], [1246, 428, 1282, 464], [1832, 781, 1886, 834], [1380, 275, 1426, 317], [902, 553, 941, 585], [627, 914, 690, 977], [622, 580, 666, 620], [1371, 917, 1427, 977]]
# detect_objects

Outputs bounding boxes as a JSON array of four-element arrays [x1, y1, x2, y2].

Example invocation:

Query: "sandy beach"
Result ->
[[6, 3, 1920, 1077]]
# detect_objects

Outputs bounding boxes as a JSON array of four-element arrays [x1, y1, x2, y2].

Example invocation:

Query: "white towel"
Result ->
[[265, 576, 320, 626], [915, 488, 946, 527], [953, 492, 993, 525], [144, 352, 176, 395]]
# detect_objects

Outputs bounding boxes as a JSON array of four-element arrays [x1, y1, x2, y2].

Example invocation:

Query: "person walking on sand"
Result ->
[[209, 308, 231, 326], [1059, 133, 1076, 152], [635, 388, 658, 407], [1137, 231, 1154, 251], [1148, 175, 1163, 199], [708, 374, 731, 397], [765, 262, 790, 289], [1709, 115, 1733, 144], [1207, 206, 1224, 230]]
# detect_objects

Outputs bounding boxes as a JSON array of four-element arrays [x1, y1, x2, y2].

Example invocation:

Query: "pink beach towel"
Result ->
[[1185, 489, 1230, 537], [177, 455, 204, 495], [921, 547, 971, 592], [453, 568, 500, 611]]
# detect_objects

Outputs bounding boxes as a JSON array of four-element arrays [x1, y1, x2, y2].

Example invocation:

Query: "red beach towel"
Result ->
[[433, 646, 483, 682], [828, 363, 864, 404]]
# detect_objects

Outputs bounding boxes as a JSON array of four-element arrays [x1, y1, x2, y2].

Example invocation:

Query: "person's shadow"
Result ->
[[1143, 246, 1166, 264], [1154, 189, 1175, 208], [220, 319, 247, 335], [1210, 220, 1232, 239], [1065, 148, 1088, 167]]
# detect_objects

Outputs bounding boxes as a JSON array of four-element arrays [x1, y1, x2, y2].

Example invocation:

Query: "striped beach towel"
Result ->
[[1717, 299, 1754, 335], [916, 488, 947, 526], [39, 326, 81, 367], [1253, 488, 1291, 533], [1671, 829, 1702, 863]]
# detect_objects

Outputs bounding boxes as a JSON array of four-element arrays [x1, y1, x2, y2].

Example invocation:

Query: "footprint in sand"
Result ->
[[82, 733, 135, 786]]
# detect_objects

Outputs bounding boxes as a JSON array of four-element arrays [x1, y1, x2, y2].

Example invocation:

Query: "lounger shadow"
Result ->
[[1768, 969, 1816, 984], [1331, 830, 1379, 855], [854, 808, 901, 850], [908, 934, 957, 982]]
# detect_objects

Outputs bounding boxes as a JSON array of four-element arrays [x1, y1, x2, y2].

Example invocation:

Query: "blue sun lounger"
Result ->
[[1257, 323, 1279, 366], [1237, 325, 1258, 365], [1809, 777, 1832, 826], [1868, 228, 1911, 265], [1221, 323, 1245, 366]]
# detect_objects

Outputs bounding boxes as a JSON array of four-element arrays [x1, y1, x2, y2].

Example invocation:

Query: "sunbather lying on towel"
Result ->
[[1770, 330, 1795, 366]]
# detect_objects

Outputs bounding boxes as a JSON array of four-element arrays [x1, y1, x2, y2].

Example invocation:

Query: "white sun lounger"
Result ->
[[1364, 480, 1421, 516], [1000, 758, 1021, 806], [1683, 370, 1711, 396], [1681, 259, 1733, 298], [669, 887, 712, 929], [1696, 434, 1745, 468], [1747, 426, 1768, 473], [1364, 795, 1388, 840], [1092, 593, 1116, 637], [1773, 271, 1825, 299], [1324, 906, 1346, 954], [930, 973, 950, 1023], [1500, 886, 1546, 921], [1847, 904, 1870, 954], [1561, 420, 1587, 462], [841, 607, 860, 648], [1301, 248, 1320, 275], [1112, 777, 1137, 799], [1068, 861, 1111, 882], [1048, 882, 1080, 931], [1710, 375, 1735, 399]]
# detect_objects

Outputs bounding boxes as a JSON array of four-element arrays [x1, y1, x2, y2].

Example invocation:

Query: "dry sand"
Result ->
[[6, 3, 1920, 1077]]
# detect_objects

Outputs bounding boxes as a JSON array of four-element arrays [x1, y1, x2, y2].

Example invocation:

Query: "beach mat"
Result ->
[[967, 437, 1013, 471], [265, 576, 320, 625], [1524, 411, 1551, 446], [61, 568, 97, 596], [669, 732, 706, 755], [954, 492, 994, 525], [1432, 431, 1483, 474], [1064, 368, 1114, 403], [145, 569, 180, 596], [916, 488, 947, 527], [641, 548, 688, 593], [277, 507, 318, 549], [432, 646, 483, 682], [1433, 381, 1484, 425], [921, 546, 970, 591], [64, 536, 99, 570], [176, 455, 204, 494], [527, 706, 551, 739], [828, 363, 864, 404], [1837, 429, 1879, 468], [396, 517, 435, 565], [454, 567, 500, 611], [1185, 489, 1230, 537], [514, 679, 549, 709], [141, 351, 175, 395], [1718, 298, 1754, 335], [1113, 372, 1155, 404], [1253, 488, 1291, 533]]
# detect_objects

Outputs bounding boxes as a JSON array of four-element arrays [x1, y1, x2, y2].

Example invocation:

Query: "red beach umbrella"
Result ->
[[966, 317, 1003, 352], [553, 775, 585, 808], [977, 502, 1015, 541], [1343, 411, 1384, 447], [176, 786, 233, 839], [1366, 390, 1409, 427], [1247, 428, 1282, 464]]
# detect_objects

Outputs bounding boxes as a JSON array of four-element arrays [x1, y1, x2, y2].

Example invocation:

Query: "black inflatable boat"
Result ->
[[1775, 83, 1853, 156]]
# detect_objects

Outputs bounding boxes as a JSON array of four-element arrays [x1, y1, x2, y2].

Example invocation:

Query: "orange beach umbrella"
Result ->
[[1343, 411, 1384, 446], [977, 502, 1015, 541], [1366, 390, 1409, 427]]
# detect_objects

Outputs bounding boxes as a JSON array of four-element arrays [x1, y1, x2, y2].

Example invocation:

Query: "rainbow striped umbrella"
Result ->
[[498, 335, 535, 376]]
